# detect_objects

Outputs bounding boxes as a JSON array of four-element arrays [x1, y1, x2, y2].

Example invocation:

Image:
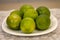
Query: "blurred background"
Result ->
[[0, 0, 60, 10]]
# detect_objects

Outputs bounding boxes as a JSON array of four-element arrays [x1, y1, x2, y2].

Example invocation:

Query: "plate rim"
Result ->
[[2, 12, 58, 36]]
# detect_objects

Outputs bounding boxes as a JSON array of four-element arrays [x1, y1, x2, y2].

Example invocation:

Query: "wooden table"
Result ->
[[0, 1, 60, 10]]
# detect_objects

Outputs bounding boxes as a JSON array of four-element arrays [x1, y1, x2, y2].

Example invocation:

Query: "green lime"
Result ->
[[6, 14, 21, 30], [24, 9, 38, 19], [20, 4, 34, 17], [36, 15, 50, 30], [20, 17, 35, 34], [36, 6, 50, 17]]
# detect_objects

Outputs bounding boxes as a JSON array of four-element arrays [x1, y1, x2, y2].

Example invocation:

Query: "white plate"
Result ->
[[2, 10, 58, 36]]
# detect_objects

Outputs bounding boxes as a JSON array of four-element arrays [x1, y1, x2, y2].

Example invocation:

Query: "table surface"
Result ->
[[0, 9, 60, 40], [0, 1, 60, 10]]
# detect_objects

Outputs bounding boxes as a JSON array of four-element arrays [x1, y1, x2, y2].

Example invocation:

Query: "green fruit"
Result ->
[[36, 6, 50, 17], [20, 18, 35, 34], [36, 15, 50, 30], [6, 14, 21, 30], [10, 10, 19, 16], [24, 9, 38, 19], [20, 5, 34, 16]]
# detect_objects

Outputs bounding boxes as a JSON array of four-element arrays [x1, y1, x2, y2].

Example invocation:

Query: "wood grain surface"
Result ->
[[0, 1, 60, 10]]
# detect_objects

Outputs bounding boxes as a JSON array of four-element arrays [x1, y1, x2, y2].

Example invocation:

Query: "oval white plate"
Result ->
[[2, 10, 58, 36]]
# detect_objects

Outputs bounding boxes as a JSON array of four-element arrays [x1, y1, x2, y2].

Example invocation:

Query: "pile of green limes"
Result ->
[[6, 5, 50, 34]]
